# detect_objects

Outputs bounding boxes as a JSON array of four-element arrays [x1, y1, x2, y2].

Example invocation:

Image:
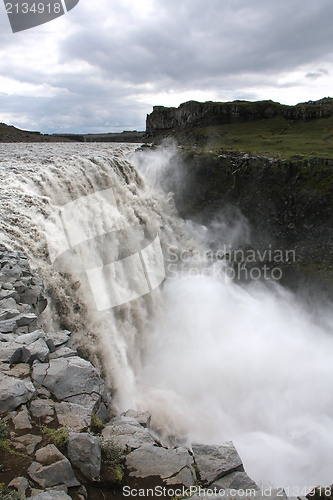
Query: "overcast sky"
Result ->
[[0, 0, 333, 133]]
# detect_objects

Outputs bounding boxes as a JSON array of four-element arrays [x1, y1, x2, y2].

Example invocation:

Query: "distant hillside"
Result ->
[[0, 122, 74, 142], [146, 98, 333, 159]]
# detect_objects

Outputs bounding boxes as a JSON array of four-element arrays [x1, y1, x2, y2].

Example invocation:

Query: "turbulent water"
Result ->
[[1, 142, 333, 492]]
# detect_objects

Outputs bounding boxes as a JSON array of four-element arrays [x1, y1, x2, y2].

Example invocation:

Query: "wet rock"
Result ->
[[192, 442, 244, 486], [0, 372, 36, 412], [68, 432, 101, 481], [102, 416, 156, 452], [126, 443, 195, 488], [122, 409, 151, 428]]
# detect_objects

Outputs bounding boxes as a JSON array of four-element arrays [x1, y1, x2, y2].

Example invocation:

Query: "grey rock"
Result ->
[[68, 432, 101, 481], [102, 416, 155, 452], [36, 444, 64, 466], [12, 405, 32, 430], [30, 399, 55, 418], [45, 331, 71, 348], [16, 330, 44, 345], [13, 433, 42, 454], [211, 471, 259, 491], [0, 372, 36, 412], [0, 297, 18, 310], [0, 344, 22, 364], [16, 313, 38, 327], [0, 309, 20, 320], [192, 442, 244, 486], [8, 476, 29, 499], [7, 364, 30, 378], [126, 444, 195, 487], [21, 338, 50, 363], [0, 318, 17, 333], [0, 289, 20, 301], [122, 409, 151, 428], [32, 356, 105, 401], [29, 490, 72, 500], [27, 459, 80, 488], [49, 347, 77, 359], [54, 402, 92, 431], [1, 263, 22, 280]]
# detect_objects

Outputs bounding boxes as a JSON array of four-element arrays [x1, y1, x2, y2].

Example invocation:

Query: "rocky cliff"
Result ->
[[146, 98, 333, 135]]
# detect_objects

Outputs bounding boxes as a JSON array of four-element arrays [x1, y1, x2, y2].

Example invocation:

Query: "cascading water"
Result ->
[[1, 143, 333, 492]]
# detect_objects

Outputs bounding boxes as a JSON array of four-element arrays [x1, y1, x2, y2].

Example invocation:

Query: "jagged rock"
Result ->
[[0, 344, 22, 364], [0, 289, 20, 301], [102, 416, 156, 452], [8, 476, 29, 499], [211, 471, 259, 491], [125, 443, 195, 487], [29, 399, 55, 418], [0, 318, 17, 333], [0, 309, 20, 320], [0, 372, 36, 412], [12, 405, 32, 430], [13, 433, 42, 454], [7, 364, 30, 378], [28, 458, 80, 488], [68, 432, 101, 481], [16, 313, 38, 328], [36, 444, 64, 466], [36, 387, 52, 399], [21, 338, 50, 363], [54, 402, 92, 431], [49, 347, 77, 360], [122, 409, 151, 428], [45, 331, 71, 348], [192, 442, 244, 486], [16, 330, 44, 345], [29, 490, 72, 500], [0, 297, 18, 310], [32, 356, 106, 401]]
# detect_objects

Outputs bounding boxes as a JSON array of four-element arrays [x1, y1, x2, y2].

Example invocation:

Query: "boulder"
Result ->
[[32, 356, 105, 401], [36, 444, 64, 466], [0, 344, 22, 364], [8, 476, 29, 499], [27, 458, 80, 488], [45, 331, 71, 348], [0, 372, 36, 412], [68, 432, 101, 481], [12, 405, 32, 430], [54, 402, 92, 431], [122, 409, 151, 428], [102, 416, 155, 452], [29, 399, 55, 418], [0, 318, 17, 333], [192, 442, 244, 486], [21, 338, 50, 363], [126, 443, 195, 488]]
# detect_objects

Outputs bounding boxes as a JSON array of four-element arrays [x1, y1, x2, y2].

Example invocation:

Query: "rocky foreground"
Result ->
[[0, 246, 331, 500]]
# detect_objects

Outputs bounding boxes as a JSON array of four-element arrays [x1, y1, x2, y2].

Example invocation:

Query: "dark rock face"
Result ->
[[146, 98, 333, 135]]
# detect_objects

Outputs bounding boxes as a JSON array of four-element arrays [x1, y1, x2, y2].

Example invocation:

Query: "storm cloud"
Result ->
[[0, 0, 333, 132]]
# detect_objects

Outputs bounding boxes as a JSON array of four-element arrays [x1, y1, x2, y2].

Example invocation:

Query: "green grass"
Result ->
[[191, 116, 333, 159]]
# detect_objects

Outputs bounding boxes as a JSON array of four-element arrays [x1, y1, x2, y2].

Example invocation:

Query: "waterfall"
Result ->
[[1, 142, 333, 491]]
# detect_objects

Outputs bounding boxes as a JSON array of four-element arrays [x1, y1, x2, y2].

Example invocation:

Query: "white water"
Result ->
[[1, 143, 333, 491]]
